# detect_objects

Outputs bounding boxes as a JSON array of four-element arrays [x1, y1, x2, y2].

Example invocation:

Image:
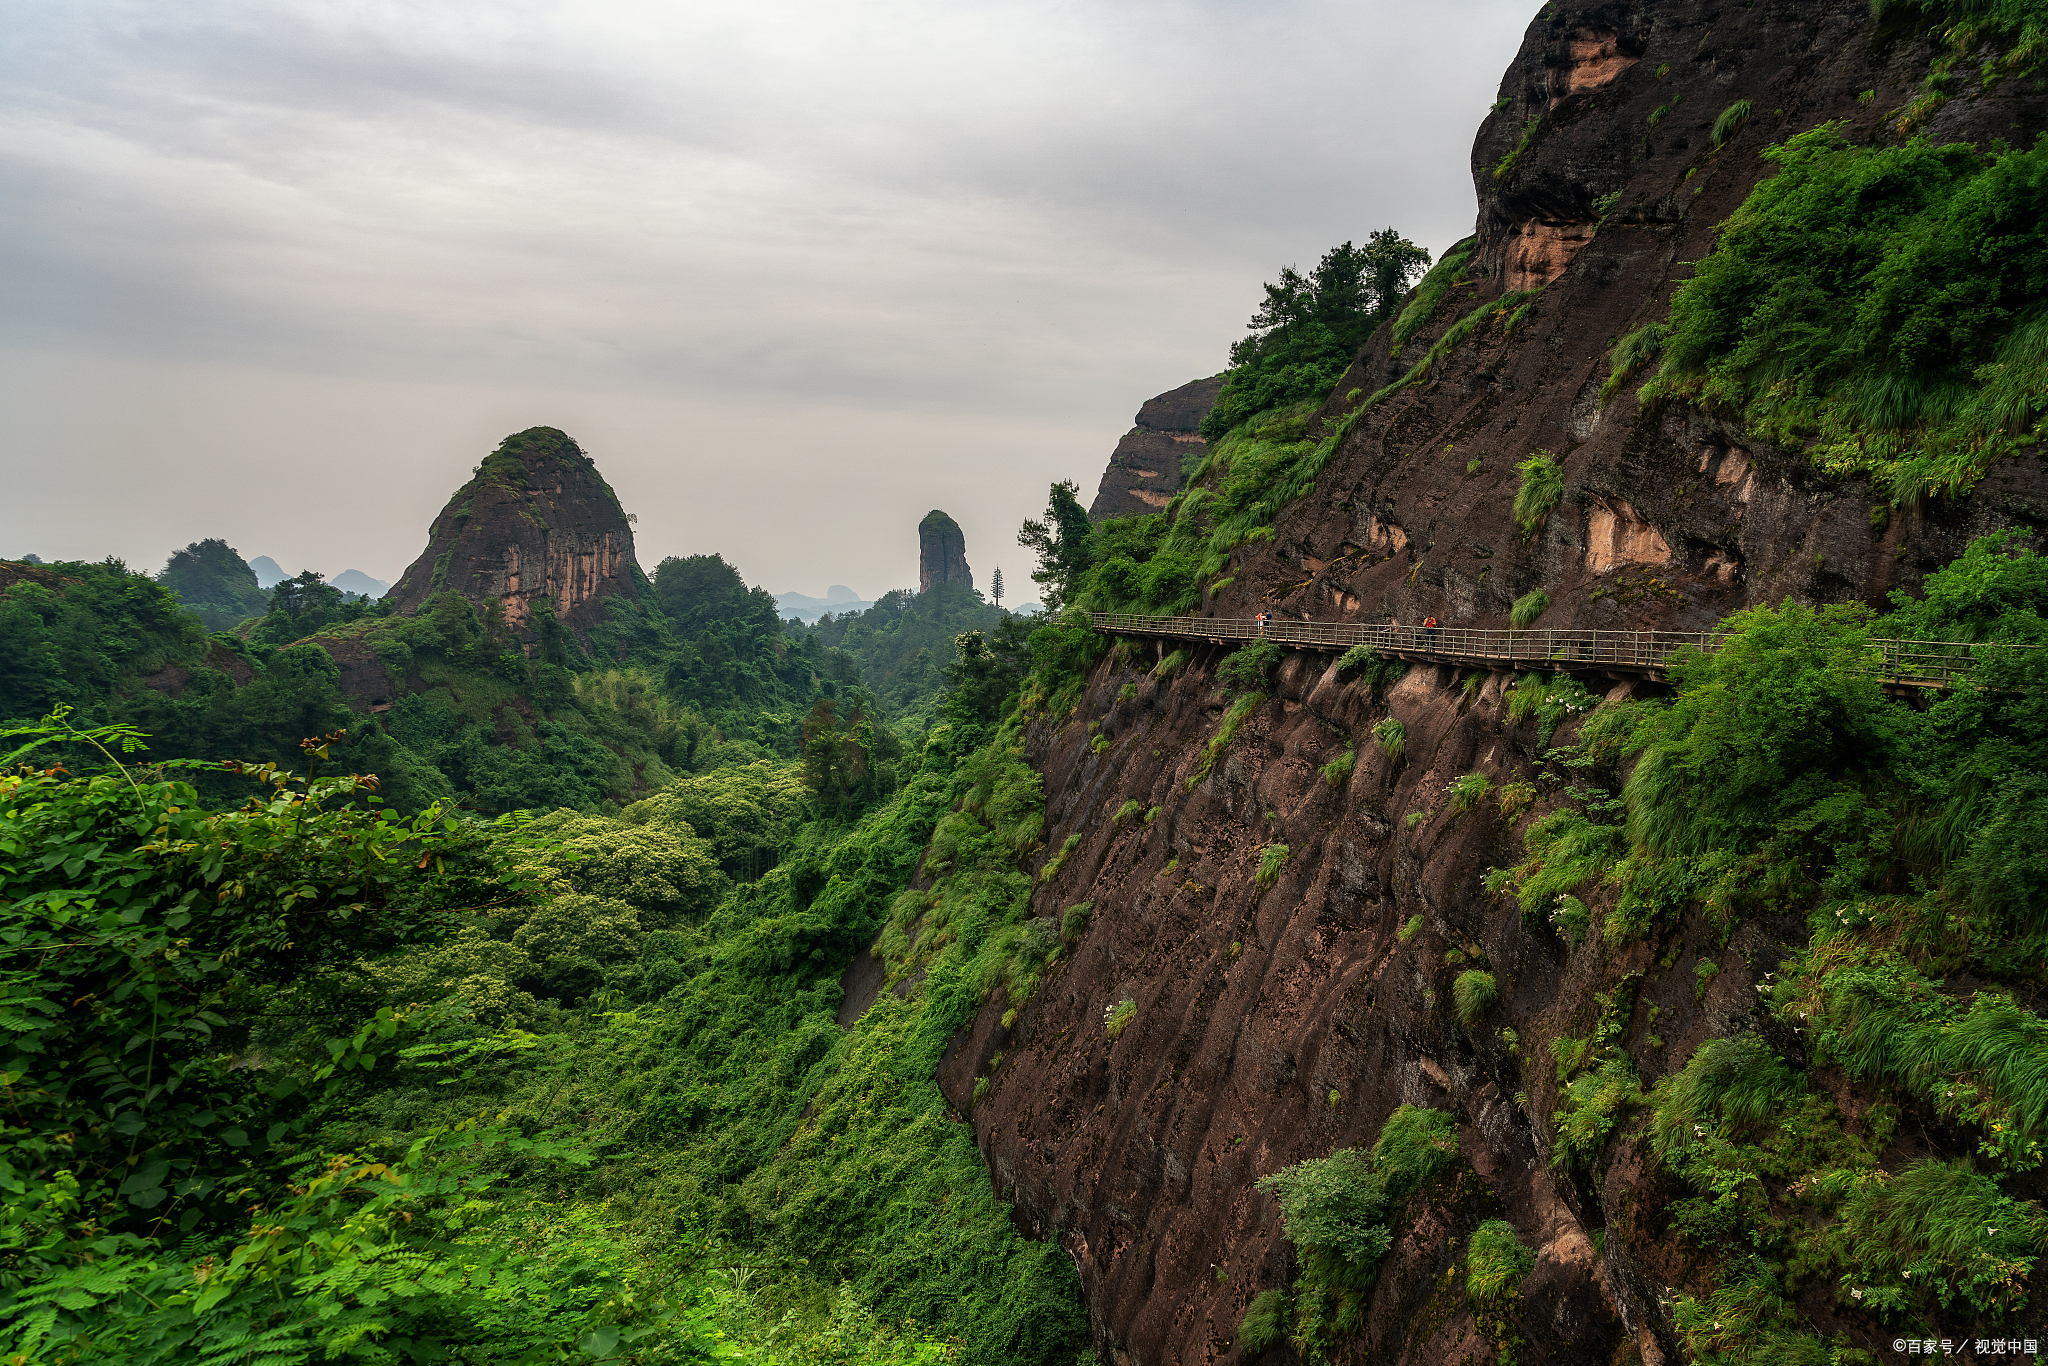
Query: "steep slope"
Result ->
[[1088, 376, 1225, 520], [952, 2, 2048, 1363], [387, 427, 645, 646]]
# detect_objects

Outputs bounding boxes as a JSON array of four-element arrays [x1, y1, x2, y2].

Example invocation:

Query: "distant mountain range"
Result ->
[[331, 569, 389, 599], [247, 557, 387, 600], [774, 585, 876, 621]]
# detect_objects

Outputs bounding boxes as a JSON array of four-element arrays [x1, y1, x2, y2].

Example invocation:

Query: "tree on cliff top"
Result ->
[[1202, 230, 1431, 439]]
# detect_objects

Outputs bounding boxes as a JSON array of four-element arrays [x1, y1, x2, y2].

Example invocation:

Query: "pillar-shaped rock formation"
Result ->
[[918, 510, 973, 594], [387, 427, 642, 645]]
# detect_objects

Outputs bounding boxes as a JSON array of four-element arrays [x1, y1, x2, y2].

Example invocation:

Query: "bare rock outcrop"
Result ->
[[918, 509, 974, 594], [386, 427, 643, 647], [1087, 376, 1224, 520]]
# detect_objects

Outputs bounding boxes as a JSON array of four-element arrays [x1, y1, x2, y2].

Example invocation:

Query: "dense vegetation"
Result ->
[[1201, 232, 1431, 440], [794, 584, 1010, 724], [1639, 126, 2048, 503], [0, 605, 1093, 1363], [1490, 531, 2048, 1352]]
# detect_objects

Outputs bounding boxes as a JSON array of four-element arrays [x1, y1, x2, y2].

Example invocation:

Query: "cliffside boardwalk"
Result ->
[[1089, 611, 2019, 690]]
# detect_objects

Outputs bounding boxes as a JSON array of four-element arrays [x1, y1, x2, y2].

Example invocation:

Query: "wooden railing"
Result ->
[[1088, 612, 2007, 689]]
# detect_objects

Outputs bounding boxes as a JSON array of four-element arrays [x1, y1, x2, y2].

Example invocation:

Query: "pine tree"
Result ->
[[991, 566, 1004, 608]]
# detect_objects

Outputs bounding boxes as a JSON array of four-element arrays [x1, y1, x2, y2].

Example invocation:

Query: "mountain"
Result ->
[[246, 555, 287, 589], [947, 4, 2048, 1362], [774, 589, 877, 621], [329, 569, 389, 599], [385, 426, 645, 646], [1085, 374, 1223, 520]]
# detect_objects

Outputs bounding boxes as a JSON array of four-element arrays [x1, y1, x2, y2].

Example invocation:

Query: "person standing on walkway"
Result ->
[[1256, 611, 1269, 637], [1423, 615, 1439, 646]]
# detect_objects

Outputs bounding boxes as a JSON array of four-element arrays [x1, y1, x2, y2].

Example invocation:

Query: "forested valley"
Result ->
[[10, 0, 2048, 1362]]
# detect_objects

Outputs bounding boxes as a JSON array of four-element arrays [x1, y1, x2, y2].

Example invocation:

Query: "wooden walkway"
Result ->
[[1089, 612, 2008, 690]]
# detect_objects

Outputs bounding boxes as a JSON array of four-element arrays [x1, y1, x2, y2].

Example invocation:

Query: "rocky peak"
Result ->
[[1087, 374, 1224, 520], [917, 510, 973, 594], [386, 427, 642, 644]]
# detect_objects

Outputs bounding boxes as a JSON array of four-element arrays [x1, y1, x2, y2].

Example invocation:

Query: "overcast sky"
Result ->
[[1, 0, 1532, 601]]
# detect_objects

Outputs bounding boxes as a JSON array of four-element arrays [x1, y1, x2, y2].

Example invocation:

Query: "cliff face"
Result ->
[[919, 509, 975, 593], [1087, 376, 1224, 521], [954, 3, 2048, 1363], [386, 428, 643, 646]]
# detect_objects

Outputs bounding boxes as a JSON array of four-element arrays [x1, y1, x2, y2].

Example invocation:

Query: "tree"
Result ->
[[1202, 231, 1432, 439], [157, 538, 267, 631], [1018, 480, 1093, 614], [653, 553, 752, 635], [991, 566, 1004, 608]]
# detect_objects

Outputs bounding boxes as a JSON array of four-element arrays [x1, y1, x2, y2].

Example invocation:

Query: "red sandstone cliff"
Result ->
[[1088, 376, 1225, 521], [386, 427, 644, 646], [948, 2, 2048, 1362]]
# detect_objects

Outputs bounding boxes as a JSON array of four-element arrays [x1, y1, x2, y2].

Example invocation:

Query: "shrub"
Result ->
[[1144, 805, 1160, 825], [1114, 798, 1143, 825], [1398, 914, 1424, 944], [1061, 902, 1093, 942], [1643, 127, 2048, 503], [1710, 99, 1753, 150], [1218, 639, 1283, 695], [1550, 894, 1591, 945], [1513, 452, 1563, 542], [1650, 1035, 1805, 1158], [1601, 321, 1671, 404], [1449, 773, 1495, 815], [1188, 693, 1264, 790], [1256, 1107, 1457, 1282], [1466, 1220, 1535, 1313], [1553, 1056, 1641, 1169], [1453, 969, 1498, 1027], [1510, 589, 1550, 628], [1104, 997, 1136, 1039], [1496, 780, 1538, 823], [1038, 832, 1082, 882], [1625, 602, 1901, 866], [1322, 746, 1357, 789], [1257, 844, 1291, 888], [1236, 1288, 1291, 1356], [1837, 1158, 2048, 1315], [1373, 716, 1407, 764], [1153, 648, 1188, 678], [1336, 644, 1407, 693]]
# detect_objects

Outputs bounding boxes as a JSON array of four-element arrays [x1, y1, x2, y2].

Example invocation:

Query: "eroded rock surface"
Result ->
[[386, 427, 643, 647], [1089, 376, 1225, 520], [968, 1, 2048, 1361]]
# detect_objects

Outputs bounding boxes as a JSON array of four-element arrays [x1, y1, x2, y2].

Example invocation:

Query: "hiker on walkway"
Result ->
[[1424, 615, 1439, 646], [1255, 611, 1269, 637]]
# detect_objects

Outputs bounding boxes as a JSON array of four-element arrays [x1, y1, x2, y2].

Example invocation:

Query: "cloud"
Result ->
[[0, 0, 1533, 595]]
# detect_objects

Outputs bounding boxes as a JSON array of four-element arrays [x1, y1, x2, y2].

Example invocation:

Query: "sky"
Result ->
[[1, 0, 1533, 601]]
